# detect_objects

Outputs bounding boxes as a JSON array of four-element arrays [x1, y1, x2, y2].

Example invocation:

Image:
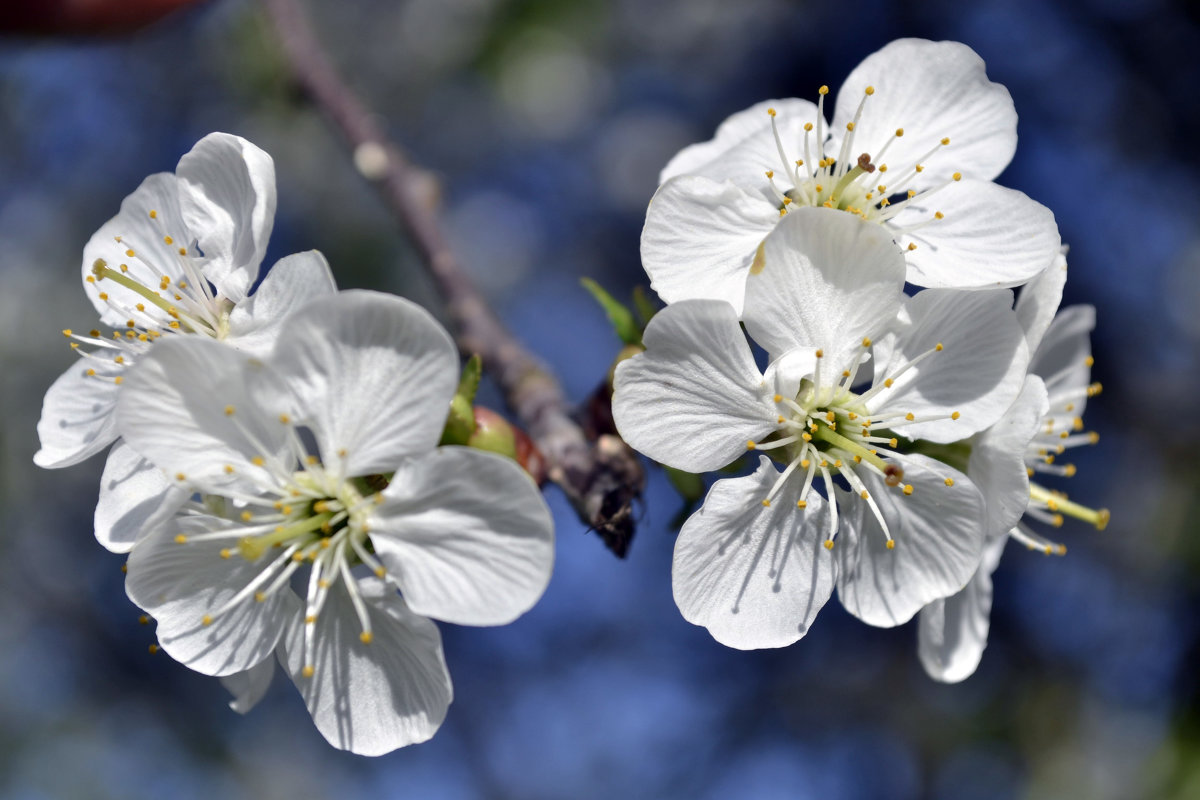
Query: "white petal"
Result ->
[[1014, 249, 1069, 354], [95, 441, 190, 553], [968, 376, 1048, 540], [220, 657, 276, 714], [259, 291, 459, 477], [177, 133, 276, 303], [917, 551, 994, 684], [892, 180, 1061, 290], [81, 172, 189, 330], [742, 207, 905, 365], [281, 578, 452, 756], [369, 447, 554, 626], [836, 453, 984, 627], [659, 98, 824, 197], [126, 518, 300, 676], [226, 250, 339, 356], [33, 359, 121, 468], [672, 457, 837, 649], [115, 336, 291, 496], [611, 299, 776, 473], [832, 39, 1017, 188], [640, 176, 778, 315], [872, 288, 1028, 442], [1030, 304, 1095, 389]]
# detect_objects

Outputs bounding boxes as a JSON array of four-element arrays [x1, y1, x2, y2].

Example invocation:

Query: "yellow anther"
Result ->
[[254, 592, 267, 602], [359, 631, 374, 645], [125, 249, 135, 257], [895, 128, 904, 137], [848, 412, 857, 420], [761, 499, 771, 507], [149, 210, 158, 219], [279, 414, 291, 424], [224, 464, 234, 474], [201, 615, 212, 627], [825, 411, 836, 422], [113, 376, 123, 385], [219, 548, 232, 559], [163, 235, 173, 245], [951, 411, 960, 420], [861, 337, 872, 347], [860, 490, 869, 499], [880, 198, 890, 207], [941, 137, 951, 146], [802, 433, 813, 442], [944, 477, 955, 487], [815, 349, 824, 358], [1051, 514, 1065, 528], [886, 539, 896, 550], [804, 122, 813, 131], [240, 510, 253, 522], [952, 172, 962, 181], [777, 415, 786, 424], [902, 485, 913, 495], [889, 438, 898, 448], [374, 566, 387, 578], [747, 440, 757, 450], [884, 378, 894, 388], [337, 448, 348, 458], [797, 500, 808, 509], [301, 665, 315, 679], [90, 329, 100, 337], [97, 292, 108, 301], [178, 247, 187, 256], [62, 329, 73, 338], [1084, 355, 1095, 367], [935, 343, 944, 351], [224, 405, 235, 416], [800, 459, 811, 469], [168, 321, 180, 329], [915, 164, 925, 173], [878, 165, 888, 173], [1064, 464, 1077, 477], [765, 170, 775, 178], [175, 472, 186, 481], [823, 540, 834, 550], [85, 368, 96, 377], [174, 534, 187, 544], [1096, 509, 1111, 530], [148, 644, 159, 654], [281, 505, 293, 515], [251, 456, 264, 467], [306, 454, 319, 465], [767, 107, 777, 117], [934, 211, 944, 220], [135, 303, 145, 312], [843, 370, 852, 378], [905, 412, 915, 421], [818, 85, 829, 95], [846, 122, 856, 131], [318, 579, 330, 589], [125, 319, 135, 328], [864, 85, 875, 95]]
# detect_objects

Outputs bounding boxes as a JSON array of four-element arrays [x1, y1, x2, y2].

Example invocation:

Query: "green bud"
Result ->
[[467, 406, 518, 460]]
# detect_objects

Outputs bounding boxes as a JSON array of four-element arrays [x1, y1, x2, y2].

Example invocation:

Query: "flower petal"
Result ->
[[742, 207, 905, 365], [281, 578, 452, 756], [659, 98, 824, 197], [226, 250, 339, 356], [612, 299, 776, 473], [34, 359, 121, 468], [115, 336, 291, 496], [81, 172, 188, 330], [640, 176, 778, 316], [258, 290, 459, 477], [916, 549, 994, 683], [836, 453, 984, 627], [832, 39, 1017, 188], [673, 456, 837, 649], [892, 179, 1061, 290], [176, 133, 276, 303], [220, 656, 276, 714], [968, 376, 1048, 540], [1014, 249, 1069, 355], [126, 518, 300, 676], [1030, 304, 1095, 388], [369, 447, 554, 626], [872, 288, 1028, 442], [94, 441, 190, 553]]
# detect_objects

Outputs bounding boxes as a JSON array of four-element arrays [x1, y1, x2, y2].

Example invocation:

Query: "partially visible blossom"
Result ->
[[613, 208, 1029, 647], [116, 291, 555, 755], [918, 253, 1108, 682], [642, 38, 1061, 314], [34, 133, 338, 551]]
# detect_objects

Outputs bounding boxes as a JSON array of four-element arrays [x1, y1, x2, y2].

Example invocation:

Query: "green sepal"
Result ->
[[439, 354, 483, 446], [581, 277, 641, 346], [631, 285, 658, 329]]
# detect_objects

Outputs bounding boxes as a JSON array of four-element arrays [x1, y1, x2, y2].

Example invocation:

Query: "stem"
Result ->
[[260, 0, 644, 556]]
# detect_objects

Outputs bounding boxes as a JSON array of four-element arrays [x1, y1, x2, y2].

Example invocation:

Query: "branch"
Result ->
[[261, 0, 644, 556]]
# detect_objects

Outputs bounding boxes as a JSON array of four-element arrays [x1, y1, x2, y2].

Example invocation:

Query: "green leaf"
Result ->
[[631, 285, 658, 329], [457, 353, 483, 405], [439, 355, 483, 446], [581, 277, 641, 346]]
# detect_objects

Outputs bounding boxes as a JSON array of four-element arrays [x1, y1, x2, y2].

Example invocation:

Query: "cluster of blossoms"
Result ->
[[36, 134, 555, 754], [613, 39, 1107, 679]]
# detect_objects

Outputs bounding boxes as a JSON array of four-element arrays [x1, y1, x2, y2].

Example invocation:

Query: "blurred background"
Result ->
[[1, 0, 1198, 797]]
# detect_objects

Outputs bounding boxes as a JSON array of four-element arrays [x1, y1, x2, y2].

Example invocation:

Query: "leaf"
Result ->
[[581, 278, 641, 346]]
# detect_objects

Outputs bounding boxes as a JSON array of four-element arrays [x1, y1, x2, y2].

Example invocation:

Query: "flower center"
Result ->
[[764, 86, 960, 246]]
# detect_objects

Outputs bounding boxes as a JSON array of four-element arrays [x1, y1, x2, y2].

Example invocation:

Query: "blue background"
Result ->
[[1, 0, 1198, 797]]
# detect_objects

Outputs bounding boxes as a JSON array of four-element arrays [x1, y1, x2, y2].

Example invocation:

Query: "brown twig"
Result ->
[[261, 0, 644, 556]]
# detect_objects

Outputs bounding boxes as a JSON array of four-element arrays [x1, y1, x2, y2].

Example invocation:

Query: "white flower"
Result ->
[[642, 38, 1061, 315], [918, 253, 1108, 682], [34, 134, 339, 553], [35, 132, 337, 474], [114, 291, 556, 755], [612, 208, 1029, 647]]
